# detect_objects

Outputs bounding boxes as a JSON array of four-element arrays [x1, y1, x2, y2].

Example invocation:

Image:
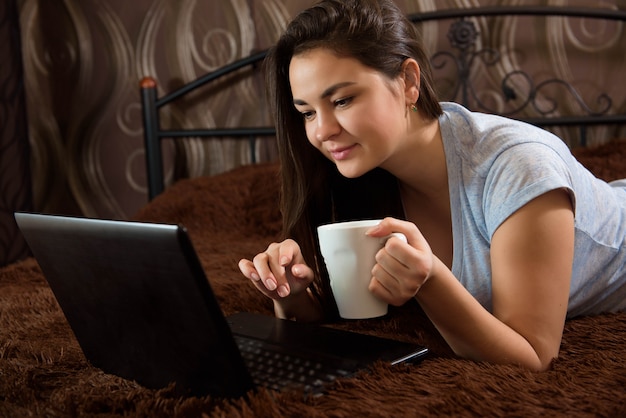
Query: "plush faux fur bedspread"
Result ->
[[2, 141, 626, 417]]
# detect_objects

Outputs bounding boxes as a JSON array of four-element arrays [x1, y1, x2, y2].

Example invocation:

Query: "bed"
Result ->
[[2, 5, 626, 417]]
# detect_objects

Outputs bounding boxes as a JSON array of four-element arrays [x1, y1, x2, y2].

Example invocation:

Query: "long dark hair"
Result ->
[[264, 0, 443, 318]]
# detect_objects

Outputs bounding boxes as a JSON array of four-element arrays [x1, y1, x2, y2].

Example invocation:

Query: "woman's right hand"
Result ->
[[238, 239, 315, 300]]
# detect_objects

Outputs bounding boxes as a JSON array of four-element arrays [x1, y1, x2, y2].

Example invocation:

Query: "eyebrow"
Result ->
[[293, 81, 356, 106]]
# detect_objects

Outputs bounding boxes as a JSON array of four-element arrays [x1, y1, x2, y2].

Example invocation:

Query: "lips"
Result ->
[[329, 144, 356, 161]]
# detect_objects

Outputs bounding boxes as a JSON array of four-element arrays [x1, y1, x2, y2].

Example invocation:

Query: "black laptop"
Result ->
[[14, 212, 428, 398]]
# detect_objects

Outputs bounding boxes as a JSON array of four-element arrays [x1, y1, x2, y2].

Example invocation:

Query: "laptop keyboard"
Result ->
[[234, 335, 356, 395]]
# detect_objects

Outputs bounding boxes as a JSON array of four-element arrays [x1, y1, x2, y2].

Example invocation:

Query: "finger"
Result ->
[[279, 240, 295, 266], [238, 258, 261, 282], [278, 239, 308, 268], [381, 236, 412, 267], [377, 237, 433, 287], [367, 217, 428, 248], [368, 274, 398, 305], [369, 267, 416, 307], [273, 263, 314, 298], [374, 247, 407, 279], [251, 251, 281, 291], [374, 219, 433, 276], [291, 263, 315, 283], [239, 258, 284, 299]]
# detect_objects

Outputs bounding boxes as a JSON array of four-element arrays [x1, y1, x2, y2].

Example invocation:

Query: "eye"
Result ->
[[301, 110, 315, 121], [334, 97, 353, 108]]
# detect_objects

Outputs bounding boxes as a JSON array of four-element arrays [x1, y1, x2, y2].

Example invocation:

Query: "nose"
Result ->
[[314, 111, 341, 143]]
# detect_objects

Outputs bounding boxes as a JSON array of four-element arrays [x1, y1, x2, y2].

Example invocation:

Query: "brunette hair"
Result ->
[[264, 0, 443, 318]]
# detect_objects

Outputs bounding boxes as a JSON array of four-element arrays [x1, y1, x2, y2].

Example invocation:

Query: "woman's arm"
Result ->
[[371, 189, 574, 370]]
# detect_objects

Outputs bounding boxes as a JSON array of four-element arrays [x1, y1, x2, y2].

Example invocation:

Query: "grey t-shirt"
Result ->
[[440, 102, 626, 317]]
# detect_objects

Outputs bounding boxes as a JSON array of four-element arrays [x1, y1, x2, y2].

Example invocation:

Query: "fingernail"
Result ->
[[277, 285, 289, 298], [365, 226, 380, 236], [280, 256, 290, 266], [264, 278, 277, 291], [292, 265, 302, 276], [251, 272, 260, 281]]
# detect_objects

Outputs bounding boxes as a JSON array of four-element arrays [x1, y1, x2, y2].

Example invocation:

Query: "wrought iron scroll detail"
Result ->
[[431, 18, 613, 119]]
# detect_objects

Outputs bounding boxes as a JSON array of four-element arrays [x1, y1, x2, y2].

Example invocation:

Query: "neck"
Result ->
[[384, 116, 447, 198]]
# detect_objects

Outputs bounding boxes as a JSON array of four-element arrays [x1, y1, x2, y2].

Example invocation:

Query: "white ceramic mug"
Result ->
[[317, 219, 406, 319]]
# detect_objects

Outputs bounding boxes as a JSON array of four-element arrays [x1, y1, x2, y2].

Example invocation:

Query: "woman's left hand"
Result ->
[[365, 217, 436, 306]]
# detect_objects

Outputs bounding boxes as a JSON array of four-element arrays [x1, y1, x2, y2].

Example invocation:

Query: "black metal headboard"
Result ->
[[140, 5, 626, 200]]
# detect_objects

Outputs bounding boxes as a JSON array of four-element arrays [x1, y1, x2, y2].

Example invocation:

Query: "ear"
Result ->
[[401, 58, 421, 105]]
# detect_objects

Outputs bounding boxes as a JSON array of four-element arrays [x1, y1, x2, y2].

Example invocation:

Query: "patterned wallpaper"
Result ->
[[0, 0, 32, 266], [13, 0, 626, 220]]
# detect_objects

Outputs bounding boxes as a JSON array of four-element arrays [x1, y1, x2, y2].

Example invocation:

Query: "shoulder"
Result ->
[[439, 102, 573, 170], [440, 102, 562, 146]]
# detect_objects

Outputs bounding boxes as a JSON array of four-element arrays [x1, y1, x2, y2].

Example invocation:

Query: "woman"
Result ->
[[238, 0, 626, 371]]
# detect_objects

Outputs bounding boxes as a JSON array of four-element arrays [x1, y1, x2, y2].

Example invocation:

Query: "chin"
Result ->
[[335, 163, 372, 179]]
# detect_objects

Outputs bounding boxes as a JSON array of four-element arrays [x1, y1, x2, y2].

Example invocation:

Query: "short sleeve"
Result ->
[[483, 142, 576, 238]]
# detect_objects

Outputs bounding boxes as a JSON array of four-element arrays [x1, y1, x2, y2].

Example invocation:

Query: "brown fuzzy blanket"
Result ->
[[2, 141, 626, 417]]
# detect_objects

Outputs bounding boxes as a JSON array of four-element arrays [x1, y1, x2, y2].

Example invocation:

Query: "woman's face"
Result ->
[[289, 48, 410, 178]]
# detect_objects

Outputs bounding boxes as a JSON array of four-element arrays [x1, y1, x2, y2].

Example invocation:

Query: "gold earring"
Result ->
[[410, 103, 418, 112]]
